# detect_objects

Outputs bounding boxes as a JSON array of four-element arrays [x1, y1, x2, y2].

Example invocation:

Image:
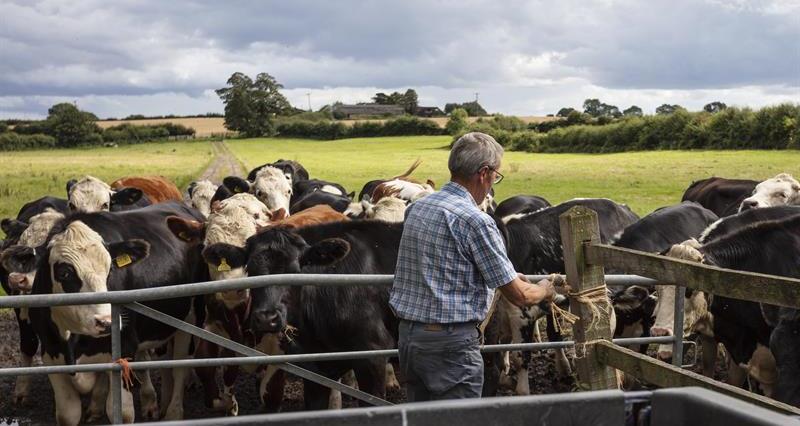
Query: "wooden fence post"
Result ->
[[559, 206, 619, 391]]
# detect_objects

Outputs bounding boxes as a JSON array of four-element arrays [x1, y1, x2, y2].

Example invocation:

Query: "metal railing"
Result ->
[[0, 273, 682, 424]]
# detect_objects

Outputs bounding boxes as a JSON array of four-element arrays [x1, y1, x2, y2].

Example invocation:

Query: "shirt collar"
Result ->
[[443, 181, 476, 205]]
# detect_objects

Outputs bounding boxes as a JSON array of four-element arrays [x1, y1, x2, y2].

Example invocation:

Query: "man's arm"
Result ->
[[499, 274, 556, 308]]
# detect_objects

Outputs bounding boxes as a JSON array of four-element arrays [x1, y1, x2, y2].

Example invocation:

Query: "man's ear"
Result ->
[[223, 176, 251, 194], [300, 238, 351, 267], [108, 239, 150, 268], [166, 216, 206, 243], [111, 188, 143, 206], [1, 219, 29, 239]]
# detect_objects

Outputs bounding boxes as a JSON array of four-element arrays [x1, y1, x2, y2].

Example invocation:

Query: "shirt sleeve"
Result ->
[[466, 215, 518, 289]]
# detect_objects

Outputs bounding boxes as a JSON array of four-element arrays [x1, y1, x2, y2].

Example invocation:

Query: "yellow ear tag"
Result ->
[[217, 258, 231, 272], [178, 231, 188, 241], [115, 254, 132, 268]]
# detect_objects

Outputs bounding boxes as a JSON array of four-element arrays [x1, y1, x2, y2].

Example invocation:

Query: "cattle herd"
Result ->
[[1, 159, 799, 424]]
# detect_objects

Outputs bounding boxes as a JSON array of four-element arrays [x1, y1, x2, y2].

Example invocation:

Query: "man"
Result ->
[[390, 132, 557, 402]]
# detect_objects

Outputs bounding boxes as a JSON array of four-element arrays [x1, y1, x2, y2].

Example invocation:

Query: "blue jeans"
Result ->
[[398, 320, 483, 402]]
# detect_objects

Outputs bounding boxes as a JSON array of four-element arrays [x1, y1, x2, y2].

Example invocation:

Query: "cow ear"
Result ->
[[300, 238, 350, 267], [111, 188, 143, 206], [223, 176, 250, 194], [187, 181, 197, 197], [270, 208, 288, 221], [108, 239, 150, 268], [210, 185, 233, 205], [167, 216, 205, 243], [1, 218, 29, 239], [66, 179, 77, 195], [426, 179, 436, 189], [347, 191, 356, 200], [0, 244, 38, 272]]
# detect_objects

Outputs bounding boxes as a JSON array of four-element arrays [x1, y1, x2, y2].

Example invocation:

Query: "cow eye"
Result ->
[[779, 193, 788, 199], [255, 190, 262, 197], [102, 202, 110, 209], [69, 202, 77, 211]]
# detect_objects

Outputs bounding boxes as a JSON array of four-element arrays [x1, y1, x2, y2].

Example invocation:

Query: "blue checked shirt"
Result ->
[[390, 181, 518, 323]]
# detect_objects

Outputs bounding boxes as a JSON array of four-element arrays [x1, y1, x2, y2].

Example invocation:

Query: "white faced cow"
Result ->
[[66, 175, 145, 213], [740, 173, 800, 212], [187, 180, 219, 218], [222, 166, 293, 214]]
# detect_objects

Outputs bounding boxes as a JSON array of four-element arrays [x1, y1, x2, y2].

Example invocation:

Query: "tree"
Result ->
[[656, 104, 684, 115], [556, 107, 576, 117], [216, 72, 292, 137], [401, 89, 418, 114], [623, 105, 643, 117], [46, 103, 103, 147], [583, 99, 602, 116], [445, 108, 469, 135], [704, 101, 728, 113]]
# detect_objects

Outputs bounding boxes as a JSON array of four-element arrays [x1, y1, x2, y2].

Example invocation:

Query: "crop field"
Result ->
[[0, 141, 212, 219], [226, 136, 800, 215], [96, 117, 230, 137]]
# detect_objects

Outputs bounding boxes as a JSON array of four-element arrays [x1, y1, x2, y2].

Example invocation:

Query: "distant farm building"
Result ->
[[334, 104, 405, 119], [414, 106, 445, 117]]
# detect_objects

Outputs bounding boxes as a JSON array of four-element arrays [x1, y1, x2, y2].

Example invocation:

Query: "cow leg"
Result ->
[[511, 352, 530, 395], [545, 314, 572, 377], [353, 359, 387, 406], [136, 350, 159, 421], [87, 371, 109, 423], [305, 377, 334, 411], [159, 341, 175, 416], [700, 335, 718, 378], [105, 371, 135, 424], [385, 362, 400, 392], [221, 351, 240, 416], [164, 331, 192, 420], [44, 354, 82, 426], [14, 314, 38, 405], [746, 343, 777, 398], [727, 355, 747, 388], [193, 339, 225, 411]]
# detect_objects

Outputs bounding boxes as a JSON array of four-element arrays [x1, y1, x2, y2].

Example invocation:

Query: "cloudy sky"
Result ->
[[2, 0, 798, 119]]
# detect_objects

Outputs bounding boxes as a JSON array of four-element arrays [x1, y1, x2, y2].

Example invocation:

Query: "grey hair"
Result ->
[[448, 132, 504, 178]]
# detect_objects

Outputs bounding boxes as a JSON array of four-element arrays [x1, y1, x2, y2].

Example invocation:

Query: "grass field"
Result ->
[[226, 136, 800, 215], [0, 141, 213, 219]]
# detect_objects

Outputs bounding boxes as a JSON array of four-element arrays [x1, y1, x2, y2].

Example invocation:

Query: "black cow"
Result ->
[[243, 220, 403, 409], [292, 178, 351, 204], [681, 177, 758, 217], [698, 205, 800, 244], [612, 201, 719, 254], [494, 195, 551, 220], [248, 159, 309, 185], [28, 201, 207, 423], [290, 191, 352, 214], [1, 196, 68, 247]]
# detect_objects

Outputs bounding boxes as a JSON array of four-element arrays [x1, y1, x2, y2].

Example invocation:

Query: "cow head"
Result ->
[[66, 176, 144, 213], [0, 209, 65, 293], [245, 227, 350, 335], [46, 221, 149, 338], [650, 240, 712, 360], [187, 180, 219, 218], [223, 166, 292, 213], [740, 173, 800, 212], [369, 196, 408, 222], [611, 285, 657, 338], [1, 218, 29, 242]]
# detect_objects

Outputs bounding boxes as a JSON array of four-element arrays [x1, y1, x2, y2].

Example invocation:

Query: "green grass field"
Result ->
[[0, 141, 213, 219], [226, 136, 800, 215]]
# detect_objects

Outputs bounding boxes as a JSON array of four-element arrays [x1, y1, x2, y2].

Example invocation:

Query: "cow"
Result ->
[[248, 159, 309, 187], [27, 201, 207, 424], [242, 220, 403, 410], [681, 177, 758, 217], [484, 198, 640, 395], [653, 215, 800, 404], [292, 178, 351, 204], [0, 208, 65, 405], [290, 190, 352, 214], [494, 195, 551, 221], [740, 173, 800, 212], [187, 180, 219, 218], [166, 193, 279, 415], [223, 166, 293, 214], [2, 196, 68, 249], [371, 179, 434, 204], [651, 207, 800, 384], [263, 205, 349, 229], [66, 175, 149, 213], [357, 159, 429, 202], [110, 175, 183, 204]]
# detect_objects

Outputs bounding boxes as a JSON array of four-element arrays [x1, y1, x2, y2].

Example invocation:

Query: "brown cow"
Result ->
[[111, 176, 183, 204], [264, 204, 349, 229]]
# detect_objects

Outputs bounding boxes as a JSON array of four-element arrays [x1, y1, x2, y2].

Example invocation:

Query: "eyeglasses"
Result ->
[[483, 166, 504, 185]]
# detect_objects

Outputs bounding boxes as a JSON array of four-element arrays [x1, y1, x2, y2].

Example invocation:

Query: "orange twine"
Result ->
[[114, 357, 139, 391]]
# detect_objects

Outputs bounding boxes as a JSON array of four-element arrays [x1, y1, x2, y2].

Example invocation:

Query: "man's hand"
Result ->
[[535, 278, 557, 302], [499, 274, 555, 308]]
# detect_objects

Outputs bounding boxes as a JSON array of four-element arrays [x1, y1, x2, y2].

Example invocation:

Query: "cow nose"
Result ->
[[255, 311, 282, 332], [650, 326, 672, 337], [94, 315, 112, 334], [8, 273, 26, 291]]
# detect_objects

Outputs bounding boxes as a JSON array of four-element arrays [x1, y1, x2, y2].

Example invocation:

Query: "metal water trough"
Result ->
[[140, 387, 799, 426]]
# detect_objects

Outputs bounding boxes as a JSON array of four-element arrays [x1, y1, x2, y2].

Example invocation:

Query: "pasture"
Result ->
[[0, 141, 212, 219], [225, 136, 800, 215]]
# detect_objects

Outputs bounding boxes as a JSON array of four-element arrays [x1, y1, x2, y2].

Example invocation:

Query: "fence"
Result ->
[[1, 205, 798, 423]]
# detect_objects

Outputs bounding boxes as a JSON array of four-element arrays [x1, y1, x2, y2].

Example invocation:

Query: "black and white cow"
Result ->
[[291, 190, 353, 214], [485, 198, 640, 395], [1, 196, 69, 246], [494, 195, 551, 221], [681, 176, 758, 217], [655, 214, 800, 405], [223, 167, 293, 214], [248, 159, 309, 187], [187, 180, 219, 218], [66, 175, 149, 213], [27, 201, 207, 424], [242, 220, 403, 410], [292, 178, 351, 204], [739, 173, 800, 212]]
